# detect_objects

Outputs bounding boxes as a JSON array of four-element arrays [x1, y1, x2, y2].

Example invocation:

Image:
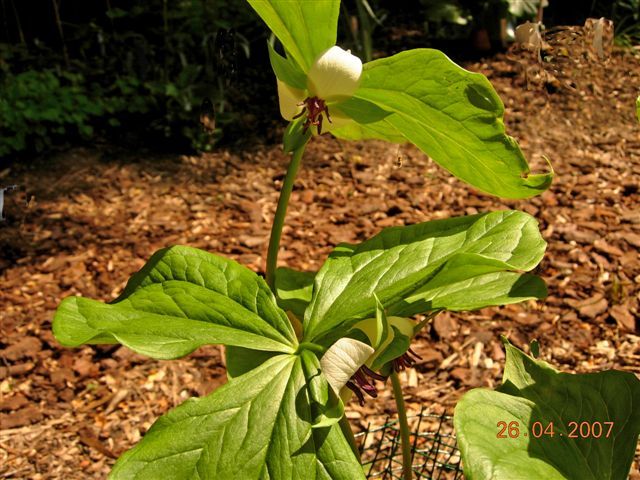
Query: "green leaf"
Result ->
[[300, 350, 345, 428], [275, 267, 316, 319], [454, 340, 640, 480], [390, 260, 547, 316], [225, 345, 278, 380], [268, 41, 307, 90], [110, 355, 365, 480], [53, 246, 297, 358], [248, 0, 340, 72], [342, 49, 553, 199], [370, 325, 410, 371], [372, 296, 389, 350], [304, 210, 546, 344], [283, 116, 312, 153]]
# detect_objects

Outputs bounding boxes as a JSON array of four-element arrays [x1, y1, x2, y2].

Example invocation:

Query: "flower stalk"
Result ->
[[391, 370, 413, 480], [266, 144, 306, 290]]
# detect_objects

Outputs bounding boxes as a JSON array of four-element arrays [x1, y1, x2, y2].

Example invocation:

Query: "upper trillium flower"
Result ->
[[277, 46, 362, 135]]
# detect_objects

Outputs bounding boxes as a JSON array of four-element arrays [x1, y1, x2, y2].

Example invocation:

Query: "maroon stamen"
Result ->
[[298, 96, 331, 134], [346, 381, 366, 406], [346, 365, 385, 406], [361, 365, 387, 382], [392, 348, 423, 372]]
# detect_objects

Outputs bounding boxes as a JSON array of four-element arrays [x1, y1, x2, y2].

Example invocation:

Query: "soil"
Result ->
[[1, 39, 639, 478]]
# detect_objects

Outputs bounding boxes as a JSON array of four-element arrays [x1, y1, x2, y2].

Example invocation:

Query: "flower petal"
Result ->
[[277, 79, 305, 120], [307, 46, 362, 101], [320, 338, 374, 394], [323, 108, 356, 134], [388, 316, 415, 338]]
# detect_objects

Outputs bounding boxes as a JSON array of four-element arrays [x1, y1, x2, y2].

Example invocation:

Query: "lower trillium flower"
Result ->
[[277, 46, 362, 134], [320, 315, 420, 406], [320, 337, 378, 405]]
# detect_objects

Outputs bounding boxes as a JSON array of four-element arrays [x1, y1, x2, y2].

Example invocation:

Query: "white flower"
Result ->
[[278, 46, 363, 134], [320, 337, 374, 395], [319, 316, 417, 405]]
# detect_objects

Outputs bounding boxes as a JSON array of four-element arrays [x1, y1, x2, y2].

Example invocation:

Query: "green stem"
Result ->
[[266, 145, 305, 290], [390, 370, 413, 480]]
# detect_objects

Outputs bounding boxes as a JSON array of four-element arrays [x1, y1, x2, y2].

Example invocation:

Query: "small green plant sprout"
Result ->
[[51, 1, 639, 479]]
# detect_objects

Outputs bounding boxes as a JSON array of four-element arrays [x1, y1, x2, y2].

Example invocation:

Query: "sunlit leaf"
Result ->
[[110, 355, 365, 479], [53, 246, 297, 358], [339, 49, 553, 199], [304, 210, 546, 344], [275, 267, 316, 319], [455, 340, 640, 480], [247, 0, 340, 72]]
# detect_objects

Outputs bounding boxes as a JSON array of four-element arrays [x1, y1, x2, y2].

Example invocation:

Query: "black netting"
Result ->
[[355, 408, 463, 479]]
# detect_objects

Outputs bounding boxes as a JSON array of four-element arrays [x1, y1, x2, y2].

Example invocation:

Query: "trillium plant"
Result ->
[[53, 1, 640, 479]]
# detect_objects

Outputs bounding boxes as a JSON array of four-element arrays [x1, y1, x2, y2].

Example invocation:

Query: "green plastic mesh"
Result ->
[[355, 408, 463, 479]]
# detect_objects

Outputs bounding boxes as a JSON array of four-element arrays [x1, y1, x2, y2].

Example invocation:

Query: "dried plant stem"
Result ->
[[266, 145, 306, 290], [391, 370, 413, 480], [50, 0, 69, 67], [8, 0, 25, 44]]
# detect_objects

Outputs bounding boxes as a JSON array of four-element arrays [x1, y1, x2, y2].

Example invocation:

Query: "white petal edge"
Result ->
[[277, 79, 305, 120], [307, 46, 362, 101], [320, 338, 374, 394]]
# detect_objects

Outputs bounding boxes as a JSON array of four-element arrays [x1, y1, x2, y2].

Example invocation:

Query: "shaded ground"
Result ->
[[1, 43, 639, 478]]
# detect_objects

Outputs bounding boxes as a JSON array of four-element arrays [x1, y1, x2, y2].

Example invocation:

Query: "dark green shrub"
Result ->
[[0, 70, 104, 156]]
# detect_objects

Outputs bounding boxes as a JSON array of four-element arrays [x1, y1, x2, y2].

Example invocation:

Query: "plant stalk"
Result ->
[[390, 370, 413, 480], [266, 145, 305, 290]]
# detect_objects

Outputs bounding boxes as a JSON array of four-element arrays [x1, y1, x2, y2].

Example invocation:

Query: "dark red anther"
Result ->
[[392, 347, 422, 372], [346, 365, 385, 406], [298, 96, 332, 134]]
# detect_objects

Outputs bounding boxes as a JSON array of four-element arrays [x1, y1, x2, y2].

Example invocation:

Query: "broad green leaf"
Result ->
[[110, 355, 366, 480], [268, 41, 307, 90], [341, 49, 553, 199], [248, 0, 340, 72], [390, 260, 547, 316], [454, 340, 640, 480], [275, 267, 316, 319], [224, 275, 311, 379], [53, 246, 297, 358], [304, 210, 546, 344], [331, 102, 404, 144], [225, 345, 277, 380], [330, 118, 405, 144], [54, 296, 294, 358]]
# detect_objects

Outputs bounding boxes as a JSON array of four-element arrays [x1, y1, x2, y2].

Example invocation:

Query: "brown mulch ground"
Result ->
[[1, 42, 639, 478]]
